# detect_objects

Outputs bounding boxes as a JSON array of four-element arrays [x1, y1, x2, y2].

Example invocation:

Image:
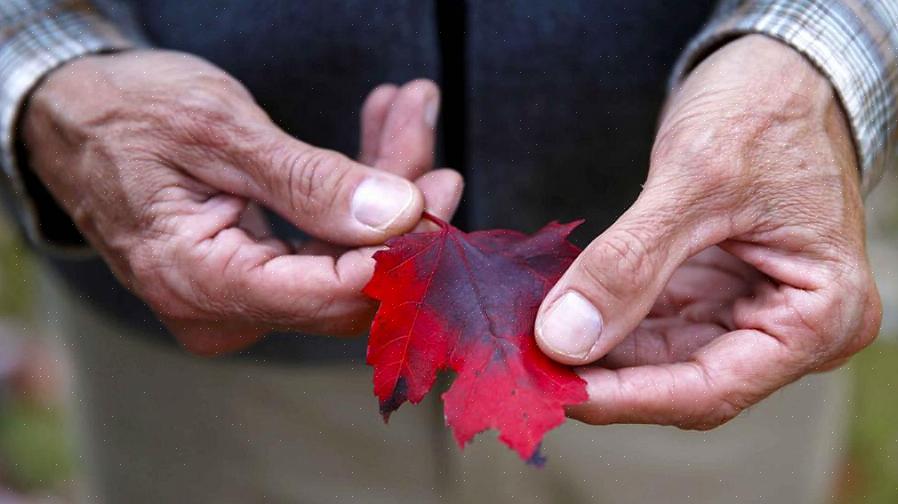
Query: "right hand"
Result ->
[[21, 50, 463, 355]]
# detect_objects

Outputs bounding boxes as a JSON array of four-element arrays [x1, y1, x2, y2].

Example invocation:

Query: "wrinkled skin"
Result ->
[[536, 35, 882, 429], [22, 50, 462, 355], [23, 36, 883, 430]]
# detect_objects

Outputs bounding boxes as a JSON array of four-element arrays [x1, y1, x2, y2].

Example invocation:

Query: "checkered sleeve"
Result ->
[[672, 0, 898, 195], [0, 0, 136, 250]]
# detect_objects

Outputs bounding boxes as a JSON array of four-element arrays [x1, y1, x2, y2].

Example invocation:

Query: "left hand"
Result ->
[[534, 35, 882, 429]]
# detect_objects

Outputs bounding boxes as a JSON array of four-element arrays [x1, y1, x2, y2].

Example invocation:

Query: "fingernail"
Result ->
[[538, 291, 603, 359], [424, 96, 439, 128], [352, 176, 415, 231]]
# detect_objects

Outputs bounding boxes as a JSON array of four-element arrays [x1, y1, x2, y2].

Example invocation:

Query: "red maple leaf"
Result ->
[[363, 213, 588, 463]]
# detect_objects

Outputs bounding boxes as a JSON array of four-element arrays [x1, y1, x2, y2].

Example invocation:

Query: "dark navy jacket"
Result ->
[[46, 1, 716, 363]]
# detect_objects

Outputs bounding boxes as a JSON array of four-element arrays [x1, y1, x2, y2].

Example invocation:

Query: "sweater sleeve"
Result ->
[[0, 0, 137, 252]]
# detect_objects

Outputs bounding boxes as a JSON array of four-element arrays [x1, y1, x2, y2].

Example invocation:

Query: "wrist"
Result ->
[[10, 54, 120, 250], [727, 35, 857, 178], [665, 34, 856, 176], [676, 35, 834, 117], [23, 51, 130, 137]]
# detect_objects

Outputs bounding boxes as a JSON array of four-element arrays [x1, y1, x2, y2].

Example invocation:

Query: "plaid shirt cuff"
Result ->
[[1, 1, 134, 251], [672, 0, 898, 195]]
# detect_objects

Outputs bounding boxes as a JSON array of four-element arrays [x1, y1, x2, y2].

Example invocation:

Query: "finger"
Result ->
[[162, 233, 374, 356], [181, 227, 377, 329], [277, 168, 463, 259], [184, 167, 461, 341], [813, 356, 850, 373], [175, 82, 433, 246], [147, 196, 380, 354], [535, 189, 725, 365], [568, 329, 805, 429], [723, 240, 881, 362], [172, 229, 377, 337], [237, 202, 272, 239], [650, 247, 757, 317], [415, 168, 464, 222], [233, 133, 425, 246], [359, 84, 399, 164], [370, 79, 440, 178], [161, 317, 268, 356], [599, 319, 726, 368], [577, 258, 878, 426]]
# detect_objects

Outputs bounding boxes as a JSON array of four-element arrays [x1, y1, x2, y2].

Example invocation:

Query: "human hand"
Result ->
[[534, 35, 882, 429], [22, 50, 462, 355]]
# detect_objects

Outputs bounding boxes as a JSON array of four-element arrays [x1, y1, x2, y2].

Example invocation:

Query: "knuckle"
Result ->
[[581, 228, 654, 299], [169, 321, 264, 357], [800, 260, 879, 359], [673, 366, 746, 431], [128, 238, 204, 321], [69, 201, 98, 238], [852, 284, 882, 353], [709, 395, 744, 427], [864, 287, 884, 343], [163, 88, 247, 154], [283, 148, 351, 216], [676, 396, 743, 431], [129, 251, 181, 317], [175, 333, 223, 357], [652, 124, 725, 185], [125, 242, 162, 291], [174, 89, 232, 127], [650, 114, 756, 207], [182, 242, 246, 315]]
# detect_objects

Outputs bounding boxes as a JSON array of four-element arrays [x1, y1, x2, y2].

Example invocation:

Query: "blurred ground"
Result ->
[[0, 170, 897, 502]]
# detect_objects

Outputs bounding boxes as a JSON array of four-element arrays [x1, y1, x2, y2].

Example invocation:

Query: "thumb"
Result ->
[[238, 133, 425, 246], [534, 189, 721, 365]]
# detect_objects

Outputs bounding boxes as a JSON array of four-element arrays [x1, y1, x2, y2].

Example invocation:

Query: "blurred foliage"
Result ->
[[0, 400, 73, 491], [841, 345, 898, 504], [0, 215, 71, 495], [0, 217, 32, 318]]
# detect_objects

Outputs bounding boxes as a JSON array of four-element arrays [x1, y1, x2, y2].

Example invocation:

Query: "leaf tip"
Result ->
[[526, 443, 547, 468], [378, 376, 409, 421]]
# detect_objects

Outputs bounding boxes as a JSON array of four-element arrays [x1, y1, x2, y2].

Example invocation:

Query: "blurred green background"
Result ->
[[0, 170, 897, 502]]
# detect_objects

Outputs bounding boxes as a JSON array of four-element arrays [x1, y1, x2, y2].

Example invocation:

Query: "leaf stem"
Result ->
[[422, 211, 448, 229]]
